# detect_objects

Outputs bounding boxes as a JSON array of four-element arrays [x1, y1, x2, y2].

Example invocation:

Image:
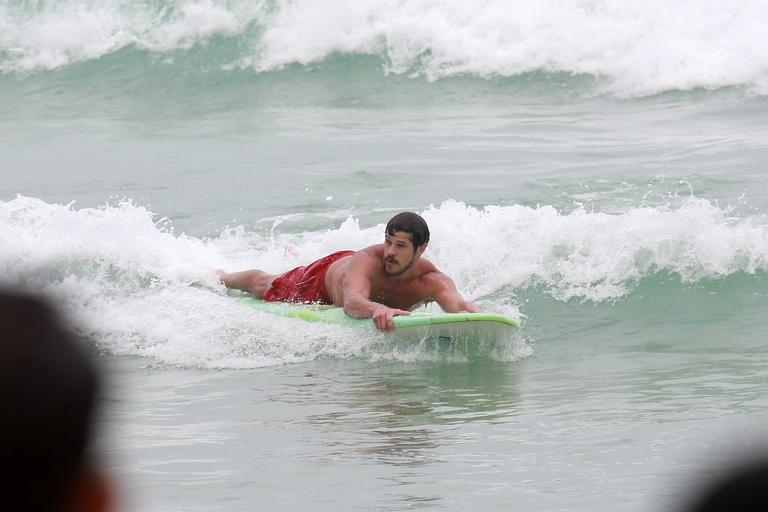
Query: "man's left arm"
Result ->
[[429, 273, 480, 313]]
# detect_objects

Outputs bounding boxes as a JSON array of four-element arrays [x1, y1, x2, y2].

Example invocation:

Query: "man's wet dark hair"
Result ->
[[386, 212, 430, 250], [0, 289, 101, 511]]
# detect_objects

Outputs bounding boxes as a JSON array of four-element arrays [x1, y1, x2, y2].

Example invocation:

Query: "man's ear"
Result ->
[[416, 243, 428, 257]]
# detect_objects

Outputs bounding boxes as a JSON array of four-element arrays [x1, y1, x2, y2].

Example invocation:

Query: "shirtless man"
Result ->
[[218, 212, 479, 331]]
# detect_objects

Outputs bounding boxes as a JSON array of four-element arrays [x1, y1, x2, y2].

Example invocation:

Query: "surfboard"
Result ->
[[234, 295, 520, 352]]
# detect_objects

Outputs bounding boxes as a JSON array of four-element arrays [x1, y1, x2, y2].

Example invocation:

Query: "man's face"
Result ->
[[383, 231, 424, 277]]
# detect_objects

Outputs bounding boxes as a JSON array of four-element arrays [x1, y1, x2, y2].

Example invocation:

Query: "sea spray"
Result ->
[[2, 195, 766, 367], [2, 0, 768, 96]]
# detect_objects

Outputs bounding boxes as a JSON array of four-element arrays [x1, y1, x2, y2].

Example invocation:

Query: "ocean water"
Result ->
[[2, 1, 768, 510]]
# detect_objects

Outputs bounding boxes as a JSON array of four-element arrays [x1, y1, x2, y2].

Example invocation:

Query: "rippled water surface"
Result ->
[[3, 1, 768, 510]]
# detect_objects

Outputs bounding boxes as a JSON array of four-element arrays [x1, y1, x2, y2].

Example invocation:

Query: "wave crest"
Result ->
[[2, 0, 768, 96], [1, 195, 765, 366]]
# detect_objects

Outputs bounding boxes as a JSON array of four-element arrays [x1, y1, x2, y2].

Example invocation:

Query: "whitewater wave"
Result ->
[[1, 194, 765, 366], [2, 0, 768, 96], [0, 196, 768, 367]]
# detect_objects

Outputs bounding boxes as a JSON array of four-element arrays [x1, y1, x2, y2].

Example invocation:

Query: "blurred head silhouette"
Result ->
[[680, 456, 768, 512], [0, 289, 112, 512]]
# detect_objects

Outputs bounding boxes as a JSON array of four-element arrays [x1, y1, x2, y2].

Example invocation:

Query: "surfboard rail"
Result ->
[[235, 296, 519, 330]]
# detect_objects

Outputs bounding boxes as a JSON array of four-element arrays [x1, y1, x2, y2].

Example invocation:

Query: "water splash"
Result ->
[[3, 194, 765, 367], [2, 0, 768, 96]]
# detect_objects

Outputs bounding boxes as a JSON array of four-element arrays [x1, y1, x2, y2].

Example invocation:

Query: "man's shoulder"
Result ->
[[353, 244, 385, 261], [346, 245, 382, 269], [415, 261, 449, 284], [357, 244, 384, 255], [416, 256, 439, 273]]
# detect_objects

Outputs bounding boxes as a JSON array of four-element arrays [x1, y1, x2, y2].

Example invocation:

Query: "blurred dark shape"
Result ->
[[0, 289, 111, 511], [682, 457, 768, 512]]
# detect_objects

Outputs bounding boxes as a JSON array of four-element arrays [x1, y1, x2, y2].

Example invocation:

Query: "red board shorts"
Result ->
[[262, 250, 355, 305]]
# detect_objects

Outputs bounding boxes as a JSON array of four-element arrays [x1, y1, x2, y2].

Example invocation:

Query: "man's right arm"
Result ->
[[341, 254, 409, 332]]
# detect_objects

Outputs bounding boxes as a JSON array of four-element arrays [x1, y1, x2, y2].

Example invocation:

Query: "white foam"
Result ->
[[0, 2, 132, 71], [252, 0, 768, 96], [2, 0, 768, 96], [423, 198, 768, 302], [3, 194, 765, 367], [0, 0, 261, 72], [0, 196, 527, 367], [138, 0, 251, 52]]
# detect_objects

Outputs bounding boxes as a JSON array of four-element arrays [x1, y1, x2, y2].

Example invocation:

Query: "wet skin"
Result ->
[[325, 231, 479, 331]]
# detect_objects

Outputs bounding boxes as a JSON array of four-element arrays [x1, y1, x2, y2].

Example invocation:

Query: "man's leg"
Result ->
[[217, 269, 277, 297]]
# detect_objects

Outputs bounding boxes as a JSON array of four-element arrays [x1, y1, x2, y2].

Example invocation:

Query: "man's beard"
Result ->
[[384, 254, 416, 277]]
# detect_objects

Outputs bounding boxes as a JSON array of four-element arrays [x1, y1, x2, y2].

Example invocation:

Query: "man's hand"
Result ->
[[463, 300, 481, 313], [372, 305, 410, 332]]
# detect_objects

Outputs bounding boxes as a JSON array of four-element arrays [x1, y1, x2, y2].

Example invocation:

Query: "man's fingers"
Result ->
[[384, 311, 393, 332], [377, 313, 391, 331], [372, 308, 411, 332], [387, 310, 410, 330]]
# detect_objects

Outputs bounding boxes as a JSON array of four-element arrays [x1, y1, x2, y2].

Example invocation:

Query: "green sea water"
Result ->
[[2, 1, 768, 510]]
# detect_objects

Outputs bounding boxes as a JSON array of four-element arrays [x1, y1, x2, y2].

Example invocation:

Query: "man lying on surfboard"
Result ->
[[217, 212, 479, 331]]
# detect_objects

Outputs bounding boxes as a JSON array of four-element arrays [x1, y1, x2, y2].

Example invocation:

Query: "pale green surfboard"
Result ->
[[235, 295, 519, 350]]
